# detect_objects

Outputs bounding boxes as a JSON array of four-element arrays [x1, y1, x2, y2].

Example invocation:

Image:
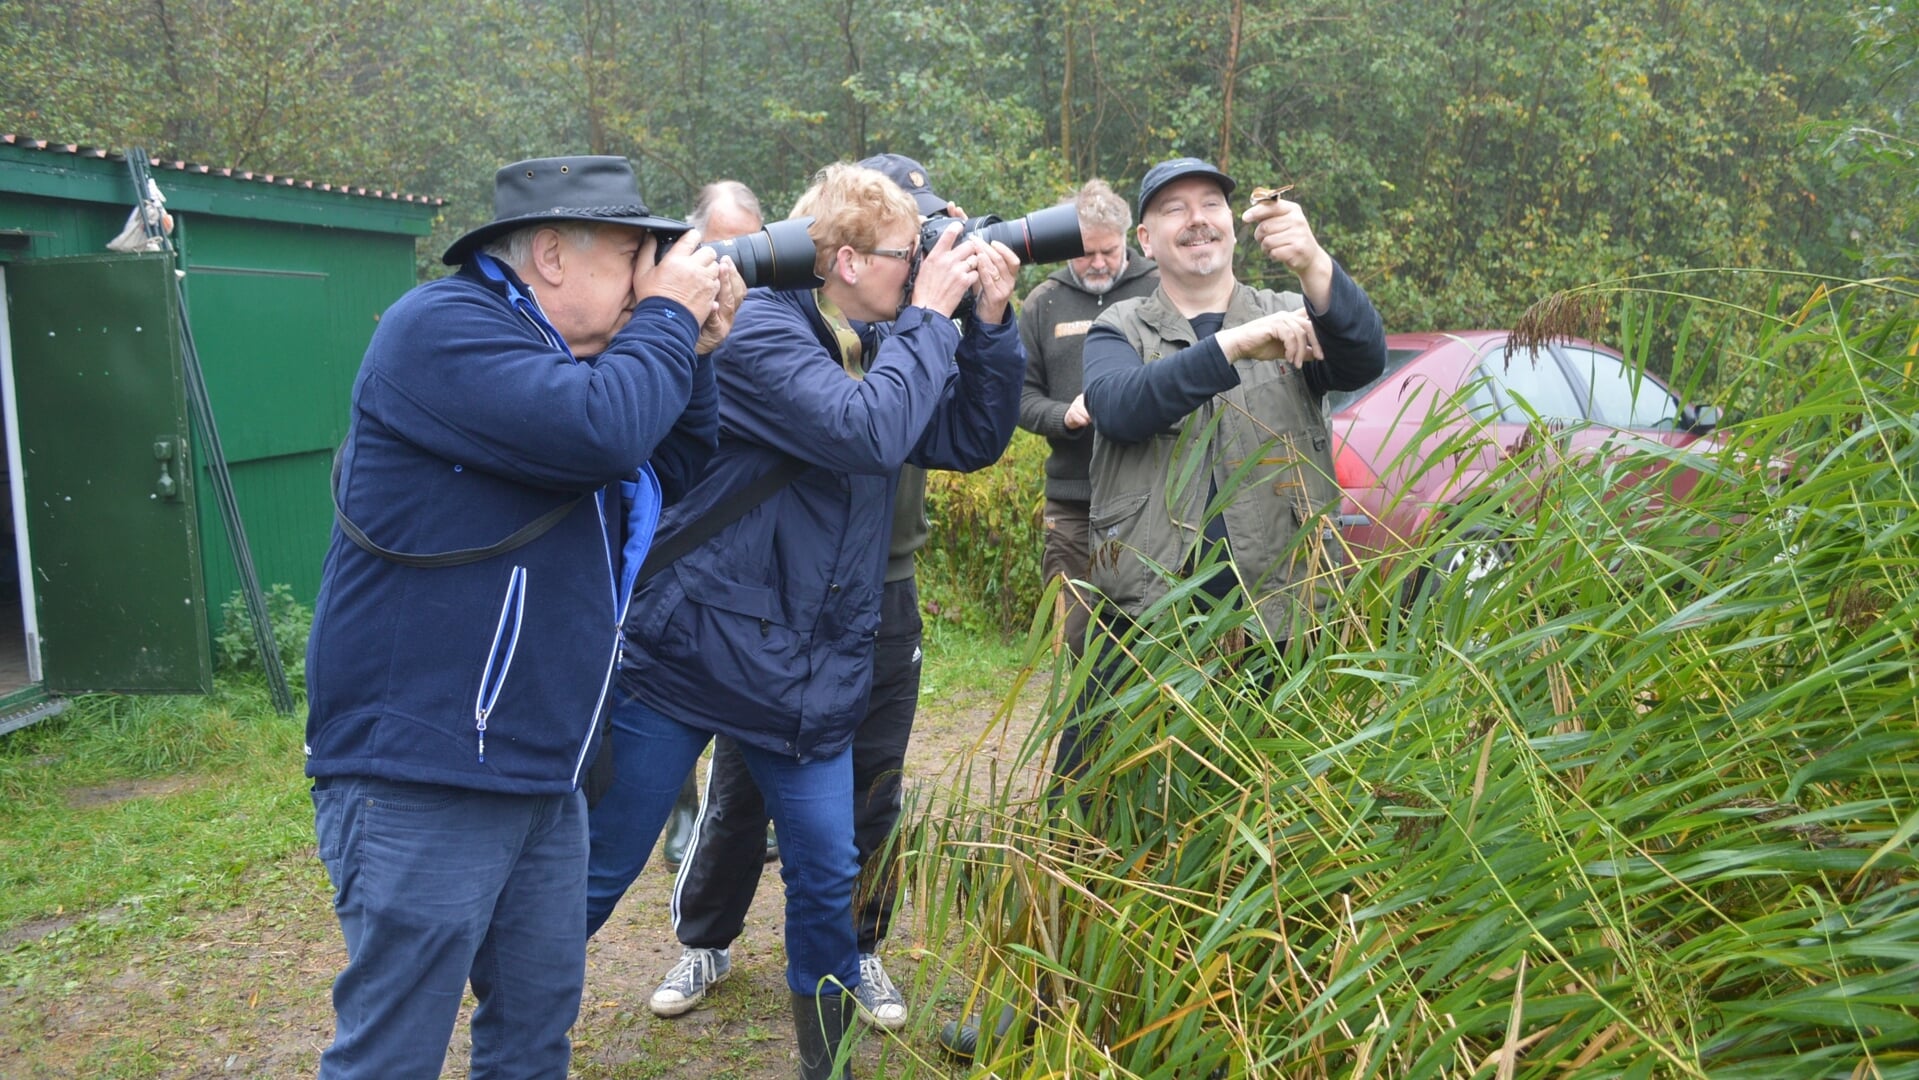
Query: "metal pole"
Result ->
[[125, 148, 294, 714]]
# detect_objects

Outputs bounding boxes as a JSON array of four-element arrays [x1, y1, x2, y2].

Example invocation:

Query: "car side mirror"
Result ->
[[1680, 403, 1720, 433]]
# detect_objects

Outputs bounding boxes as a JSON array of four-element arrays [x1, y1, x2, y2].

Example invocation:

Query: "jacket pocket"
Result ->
[[1089, 490, 1151, 535], [627, 570, 687, 647], [672, 559, 784, 624], [472, 565, 528, 762]]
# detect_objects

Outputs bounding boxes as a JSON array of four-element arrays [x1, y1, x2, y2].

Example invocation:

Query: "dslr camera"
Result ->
[[908, 203, 1086, 321]]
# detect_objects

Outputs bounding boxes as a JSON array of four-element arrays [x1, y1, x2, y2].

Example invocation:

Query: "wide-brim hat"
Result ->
[[857, 152, 952, 218], [1137, 157, 1237, 217], [442, 155, 691, 266]]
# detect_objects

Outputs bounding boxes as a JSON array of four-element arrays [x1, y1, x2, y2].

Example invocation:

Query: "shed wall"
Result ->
[[0, 146, 434, 660]]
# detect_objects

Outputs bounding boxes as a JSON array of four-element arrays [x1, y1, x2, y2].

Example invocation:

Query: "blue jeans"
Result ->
[[587, 695, 861, 995], [672, 577, 923, 954], [312, 776, 587, 1080]]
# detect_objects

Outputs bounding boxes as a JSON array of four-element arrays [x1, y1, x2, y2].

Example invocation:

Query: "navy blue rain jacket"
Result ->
[[620, 288, 1022, 761], [306, 259, 717, 794]]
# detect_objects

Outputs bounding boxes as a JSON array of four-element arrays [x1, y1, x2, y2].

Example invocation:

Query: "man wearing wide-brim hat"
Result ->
[[304, 154, 744, 1079]]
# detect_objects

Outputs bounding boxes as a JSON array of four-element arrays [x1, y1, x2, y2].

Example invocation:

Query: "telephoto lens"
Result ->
[[908, 203, 1086, 321], [916, 203, 1087, 266], [694, 216, 822, 291], [967, 203, 1086, 266]]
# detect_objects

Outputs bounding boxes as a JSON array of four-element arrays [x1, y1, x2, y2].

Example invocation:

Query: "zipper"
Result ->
[[474, 565, 528, 762], [571, 495, 622, 787], [572, 472, 654, 789], [572, 634, 622, 788]]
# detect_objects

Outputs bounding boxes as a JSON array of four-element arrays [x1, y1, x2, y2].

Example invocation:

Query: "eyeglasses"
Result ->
[[864, 247, 914, 262]]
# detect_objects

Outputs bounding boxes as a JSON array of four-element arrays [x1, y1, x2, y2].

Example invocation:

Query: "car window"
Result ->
[[1481, 346, 1583, 421], [1460, 374, 1501, 420], [1561, 346, 1679, 429], [1324, 347, 1425, 413]]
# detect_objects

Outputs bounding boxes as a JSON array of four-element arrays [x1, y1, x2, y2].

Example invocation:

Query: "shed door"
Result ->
[[4, 253, 212, 692]]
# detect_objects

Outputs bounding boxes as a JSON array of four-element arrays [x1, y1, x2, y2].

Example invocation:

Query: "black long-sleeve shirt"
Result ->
[[1084, 261, 1385, 444]]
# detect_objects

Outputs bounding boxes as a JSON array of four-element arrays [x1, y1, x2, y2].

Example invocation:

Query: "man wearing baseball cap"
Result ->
[[858, 151, 961, 218], [304, 154, 742, 1078], [937, 155, 1384, 1059], [1065, 153, 1384, 759]]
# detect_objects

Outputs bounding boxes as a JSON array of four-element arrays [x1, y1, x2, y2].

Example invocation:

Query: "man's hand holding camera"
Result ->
[[695, 258, 746, 353], [911, 223, 1021, 322], [636, 229, 745, 352], [969, 236, 1020, 325]]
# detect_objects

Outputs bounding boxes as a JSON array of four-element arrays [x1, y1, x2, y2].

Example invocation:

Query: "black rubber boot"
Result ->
[[935, 1003, 1020, 1060], [792, 991, 855, 1080], [662, 775, 699, 866]]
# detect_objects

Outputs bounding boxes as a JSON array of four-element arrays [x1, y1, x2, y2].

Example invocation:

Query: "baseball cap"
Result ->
[[857, 153, 951, 217], [1137, 157, 1237, 217]]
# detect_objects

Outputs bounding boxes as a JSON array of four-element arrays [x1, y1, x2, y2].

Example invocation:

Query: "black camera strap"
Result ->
[[635, 290, 839, 582], [636, 454, 808, 583], [331, 447, 585, 569]]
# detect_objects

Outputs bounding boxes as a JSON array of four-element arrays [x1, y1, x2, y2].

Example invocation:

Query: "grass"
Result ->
[[921, 615, 1033, 702], [0, 679, 311, 962], [0, 623, 1027, 1078], [899, 279, 1919, 1078]]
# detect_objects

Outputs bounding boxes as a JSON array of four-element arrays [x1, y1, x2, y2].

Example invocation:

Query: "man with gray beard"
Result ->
[[1016, 179, 1159, 653]]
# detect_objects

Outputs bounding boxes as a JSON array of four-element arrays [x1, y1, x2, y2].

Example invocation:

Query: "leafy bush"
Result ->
[[919, 430, 1049, 639], [905, 280, 1919, 1078], [215, 584, 311, 683]]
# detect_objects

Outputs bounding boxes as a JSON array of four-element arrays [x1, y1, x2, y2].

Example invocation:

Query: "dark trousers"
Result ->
[[673, 576, 924, 954], [1051, 608, 1288, 798], [313, 777, 586, 1079], [1041, 498, 1093, 655], [1049, 616, 1128, 793]]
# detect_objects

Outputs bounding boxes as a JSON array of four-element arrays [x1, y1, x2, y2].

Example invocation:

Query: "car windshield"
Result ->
[[1325, 347, 1425, 414]]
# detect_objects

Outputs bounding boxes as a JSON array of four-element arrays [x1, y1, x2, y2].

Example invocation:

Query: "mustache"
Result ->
[[1176, 225, 1224, 246]]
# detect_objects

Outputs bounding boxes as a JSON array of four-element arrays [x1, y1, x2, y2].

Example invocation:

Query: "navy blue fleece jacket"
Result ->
[[306, 259, 716, 794]]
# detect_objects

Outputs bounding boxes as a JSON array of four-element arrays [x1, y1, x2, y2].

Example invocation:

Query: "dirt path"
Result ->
[[0, 680, 1048, 1079]]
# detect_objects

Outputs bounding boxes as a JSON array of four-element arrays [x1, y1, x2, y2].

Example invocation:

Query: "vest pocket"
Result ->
[[1088, 490, 1153, 605]]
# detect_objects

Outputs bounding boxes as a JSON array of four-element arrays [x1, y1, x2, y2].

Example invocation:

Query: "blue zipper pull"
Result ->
[[477, 717, 487, 763]]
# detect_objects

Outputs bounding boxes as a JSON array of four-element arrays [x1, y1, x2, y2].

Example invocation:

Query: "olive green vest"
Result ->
[[1087, 283, 1344, 638]]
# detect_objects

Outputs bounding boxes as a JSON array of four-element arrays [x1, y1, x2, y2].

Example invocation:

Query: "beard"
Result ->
[[1073, 265, 1119, 295]]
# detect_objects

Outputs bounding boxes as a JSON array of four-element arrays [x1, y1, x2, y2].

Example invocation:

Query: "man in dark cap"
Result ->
[[858, 151, 958, 217], [1073, 156, 1383, 655], [936, 157, 1385, 1060], [303, 154, 743, 1079]]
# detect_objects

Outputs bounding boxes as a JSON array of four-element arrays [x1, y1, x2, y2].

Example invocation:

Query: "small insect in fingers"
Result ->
[[1249, 185, 1295, 205]]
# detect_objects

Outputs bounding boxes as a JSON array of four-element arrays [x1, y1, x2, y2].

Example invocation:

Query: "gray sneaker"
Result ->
[[853, 952, 908, 1029], [648, 947, 731, 1017]]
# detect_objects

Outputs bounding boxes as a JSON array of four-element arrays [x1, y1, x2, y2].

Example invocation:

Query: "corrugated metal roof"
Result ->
[[0, 134, 444, 206]]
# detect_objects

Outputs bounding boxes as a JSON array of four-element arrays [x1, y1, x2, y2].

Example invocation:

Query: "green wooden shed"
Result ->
[[0, 137, 440, 729]]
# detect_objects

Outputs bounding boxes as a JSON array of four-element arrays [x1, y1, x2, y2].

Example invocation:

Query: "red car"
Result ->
[[1326, 331, 1723, 580]]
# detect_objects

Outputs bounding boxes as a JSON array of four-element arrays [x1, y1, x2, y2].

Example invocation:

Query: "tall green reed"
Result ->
[[901, 279, 1918, 1079]]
